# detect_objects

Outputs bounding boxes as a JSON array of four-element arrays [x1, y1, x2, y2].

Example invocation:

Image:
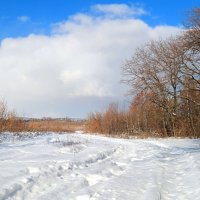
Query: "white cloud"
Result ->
[[0, 4, 181, 118], [92, 4, 146, 17], [17, 16, 30, 22]]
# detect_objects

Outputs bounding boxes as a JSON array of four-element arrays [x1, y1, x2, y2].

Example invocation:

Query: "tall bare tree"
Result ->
[[122, 37, 186, 136]]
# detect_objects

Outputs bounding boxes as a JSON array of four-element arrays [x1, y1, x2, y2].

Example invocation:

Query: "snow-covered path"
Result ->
[[0, 132, 200, 200]]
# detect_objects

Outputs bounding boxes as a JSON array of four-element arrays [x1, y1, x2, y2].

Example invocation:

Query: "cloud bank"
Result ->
[[0, 4, 180, 118]]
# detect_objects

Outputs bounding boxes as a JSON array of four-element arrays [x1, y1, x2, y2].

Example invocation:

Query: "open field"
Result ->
[[0, 132, 199, 200], [24, 119, 86, 132], [0, 118, 86, 133]]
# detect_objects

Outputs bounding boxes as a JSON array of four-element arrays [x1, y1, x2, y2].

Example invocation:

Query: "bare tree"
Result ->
[[178, 7, 200, 136], [180, 8, 200, 92], [122, 37, 186, 136]]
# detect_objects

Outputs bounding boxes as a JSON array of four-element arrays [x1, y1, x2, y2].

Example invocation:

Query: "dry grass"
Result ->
[[24, 119, 86, 133], [0, 118, 86, 133]]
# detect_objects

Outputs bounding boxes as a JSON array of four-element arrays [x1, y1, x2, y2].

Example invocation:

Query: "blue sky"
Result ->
[[0, 0, 199, 39], [0, 1, 199, 118]]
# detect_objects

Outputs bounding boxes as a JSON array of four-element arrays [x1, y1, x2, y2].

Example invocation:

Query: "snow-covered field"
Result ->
[[0, 132, 200, 200]]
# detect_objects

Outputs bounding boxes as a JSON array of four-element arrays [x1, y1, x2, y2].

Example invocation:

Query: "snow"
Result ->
[[0, 132, 200, 200]]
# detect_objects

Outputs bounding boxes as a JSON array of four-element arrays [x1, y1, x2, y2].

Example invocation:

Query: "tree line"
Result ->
[[86, 8, 200, 138]]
